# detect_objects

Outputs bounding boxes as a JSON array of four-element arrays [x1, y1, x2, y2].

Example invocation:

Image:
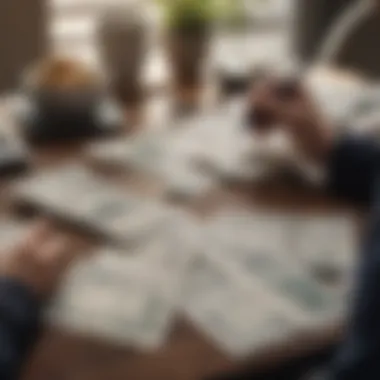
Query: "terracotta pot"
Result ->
[[167, 27, 210, 91]]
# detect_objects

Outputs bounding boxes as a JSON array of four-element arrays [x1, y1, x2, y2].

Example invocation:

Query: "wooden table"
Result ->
[[17, 68, 362, 380], [20, 184, 355, 380]]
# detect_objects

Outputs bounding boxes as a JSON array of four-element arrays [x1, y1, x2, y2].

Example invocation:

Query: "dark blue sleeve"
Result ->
[[0, 278, 41, 380], [326, 135, 380, 205], [325, 136, 380, 379]]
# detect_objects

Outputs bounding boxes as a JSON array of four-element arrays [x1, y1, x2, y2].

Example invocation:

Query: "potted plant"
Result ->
[[157, 0, 215, 100]]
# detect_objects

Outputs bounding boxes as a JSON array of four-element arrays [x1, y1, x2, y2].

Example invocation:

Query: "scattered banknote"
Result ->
[[86, 103, 276, 191], [181, 252, 300, 358], [49, 250, 176, 350], [161, 160, 217, 200], [86, 129, 169, 174], [292, 214, 357, 295], [0, 219, 29, 252], [48, 214, 201, 350], [87, 131, 218, 200], [205, 211, 356, 325], [12, 164, 174, 246], [165, 103, 258, 180], [206, 210, 294, 258]]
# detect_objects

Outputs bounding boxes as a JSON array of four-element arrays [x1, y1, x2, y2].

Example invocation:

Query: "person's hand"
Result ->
[[0, 222, 79, 299], [247, 77, 334, 163]]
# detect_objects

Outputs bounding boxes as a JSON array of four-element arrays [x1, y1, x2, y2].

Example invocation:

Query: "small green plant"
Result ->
[[217, 0, 248, 28], [156, 0, 261, 30], [156, 0, 216, 30], [156, 0, 268, 31]]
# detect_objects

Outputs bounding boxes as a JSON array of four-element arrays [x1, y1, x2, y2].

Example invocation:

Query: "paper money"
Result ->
[[48, 257, 149, 346], [182, 252, 298, 358], [86, 103, 269, 185], [161, 161, 217, 200], [87, 130, 218, 199], [165, 104, 255, 178], [87, 129, 169, 174], [12, 164, 173, 246], [206, 211, 354, 324], [86, 102, 311, 192], [292, 214, 356, 294], [49, 214, 201, 350]]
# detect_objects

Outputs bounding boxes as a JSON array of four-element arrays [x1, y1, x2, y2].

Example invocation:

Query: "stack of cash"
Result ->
[[48, 214, 201, 350], [86, 129, 169, 174], [207, 211, 356, 284], [87, 133, 219, 200], [12, 164, 175, 247], [179, 211, 356, 358], [0, 209, 357, 358], [86, 102, 276, 196], [181, 252, 301, 358]]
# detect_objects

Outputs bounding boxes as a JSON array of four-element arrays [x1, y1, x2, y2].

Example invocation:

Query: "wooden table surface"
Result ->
[[20, 182, 354, 380], [15, 68, 362, 380]]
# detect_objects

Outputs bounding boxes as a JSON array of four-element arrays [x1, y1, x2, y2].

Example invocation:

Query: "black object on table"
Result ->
[[19, 89, 122, 145], [0, 135, 28, 176]]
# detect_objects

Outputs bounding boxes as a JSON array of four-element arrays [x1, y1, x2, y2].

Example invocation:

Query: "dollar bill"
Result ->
[[181, 252, 300, 358], [291, 214, 357, 297], [49, 259, 172, 349], [86, 104, 266, 190], [48, 214, 201, 350], [86, 130, 169, 174], [206, 211, 353, 324], [161, 160, 217, 200], [87, 131, 218, 200], [12, 164, 174, 246], [207, 211, 295, 257]]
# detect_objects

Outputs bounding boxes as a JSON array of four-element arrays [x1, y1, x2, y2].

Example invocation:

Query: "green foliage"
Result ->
[[217, 0, 248, 28], [158, 0, 250, 30], [156, 0, 215, 29], [157, 0, 266, 30]]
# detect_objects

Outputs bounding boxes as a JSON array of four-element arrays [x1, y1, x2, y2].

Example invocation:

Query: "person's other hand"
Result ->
[[0, 222, 78, 299], [247, 77, 334, 163]]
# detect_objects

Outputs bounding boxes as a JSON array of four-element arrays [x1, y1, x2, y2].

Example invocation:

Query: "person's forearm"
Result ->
[[0, 278, 41, 380]]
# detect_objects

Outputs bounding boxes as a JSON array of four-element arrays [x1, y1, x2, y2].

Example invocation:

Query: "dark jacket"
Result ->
[[0, 278, 40, 380], [328, 136, 380, 379]]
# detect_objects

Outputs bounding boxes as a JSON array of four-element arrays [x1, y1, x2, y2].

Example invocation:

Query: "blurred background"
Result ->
[[50, 0, 294, 85], [0, 1, 377, 380]]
